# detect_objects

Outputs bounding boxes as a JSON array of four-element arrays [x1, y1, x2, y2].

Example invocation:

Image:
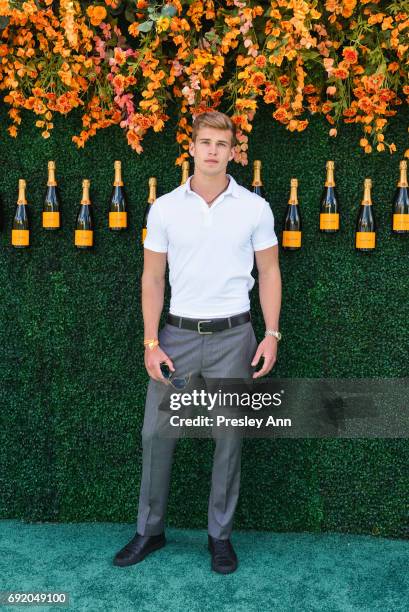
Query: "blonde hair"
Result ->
[[191, 111, 237, 148]]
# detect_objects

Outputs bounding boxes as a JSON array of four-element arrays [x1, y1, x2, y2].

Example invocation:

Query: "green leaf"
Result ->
[[137, 21, 154, 33], [0, 16, 9, 30], [302, 50, 320, 61], [124, 8, 136, 23], [161, 5, 177, 17]]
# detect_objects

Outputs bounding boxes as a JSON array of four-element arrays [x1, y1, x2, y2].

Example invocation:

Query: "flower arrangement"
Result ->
[[0, 0, 408, 165]]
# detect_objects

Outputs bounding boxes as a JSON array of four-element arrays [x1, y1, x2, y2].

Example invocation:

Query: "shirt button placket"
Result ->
[[204, 209, 212, 227], [202, 203, 212, 227]]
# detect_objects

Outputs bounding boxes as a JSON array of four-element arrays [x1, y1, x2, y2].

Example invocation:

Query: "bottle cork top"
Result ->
[[290, 178, 298, 187], [361, 178, 373, 205], [17, 179, 27, 204], [113, 161, 123, 186], [398, 159, 408, 187], [81, 179, 91, 204]]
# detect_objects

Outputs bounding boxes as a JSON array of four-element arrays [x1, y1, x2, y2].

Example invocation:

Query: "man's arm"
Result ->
[[142, 248, 175, 382], [251, 244, 282, 378], [142, 249, 167, 339], [256, 244, 281, 330]]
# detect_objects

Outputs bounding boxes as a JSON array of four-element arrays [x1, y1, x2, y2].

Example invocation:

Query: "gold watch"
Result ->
[[265, 330, 282, 341]]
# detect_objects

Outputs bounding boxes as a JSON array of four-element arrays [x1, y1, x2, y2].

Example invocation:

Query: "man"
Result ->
[[113, 111, 282, 574]]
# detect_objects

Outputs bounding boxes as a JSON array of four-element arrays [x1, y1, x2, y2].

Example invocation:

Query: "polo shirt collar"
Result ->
[[183, 173, 240, 199]]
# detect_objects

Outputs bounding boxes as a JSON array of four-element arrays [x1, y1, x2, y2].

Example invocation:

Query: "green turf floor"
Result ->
[[0, 520, 408, 612]]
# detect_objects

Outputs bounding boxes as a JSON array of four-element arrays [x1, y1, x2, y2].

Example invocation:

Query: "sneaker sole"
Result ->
[[113, 539, 166, 567]]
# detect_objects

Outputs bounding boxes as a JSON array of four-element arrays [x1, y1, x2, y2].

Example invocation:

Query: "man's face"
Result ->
[[189, 126, 235, 176]]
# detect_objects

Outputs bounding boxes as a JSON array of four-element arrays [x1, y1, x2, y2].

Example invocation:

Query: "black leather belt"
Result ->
[[167, 311, 251, 334]]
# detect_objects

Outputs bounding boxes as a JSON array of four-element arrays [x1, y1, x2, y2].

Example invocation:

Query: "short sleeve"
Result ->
[[143, 202, 168, 253], [251, 199, 278, 251]]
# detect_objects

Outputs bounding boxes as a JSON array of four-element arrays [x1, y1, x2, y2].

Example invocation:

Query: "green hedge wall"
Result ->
[[0, 100, 408, 538]]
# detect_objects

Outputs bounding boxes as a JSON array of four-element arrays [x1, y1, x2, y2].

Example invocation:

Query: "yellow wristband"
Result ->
[[144, 339, 159, 350]]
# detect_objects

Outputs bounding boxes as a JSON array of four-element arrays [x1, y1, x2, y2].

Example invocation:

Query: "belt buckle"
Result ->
[[197, 320, 213, 334]]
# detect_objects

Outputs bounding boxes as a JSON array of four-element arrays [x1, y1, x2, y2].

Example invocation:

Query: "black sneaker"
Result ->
[[113, 532, 166, 567], [208, 535, 238, 574]]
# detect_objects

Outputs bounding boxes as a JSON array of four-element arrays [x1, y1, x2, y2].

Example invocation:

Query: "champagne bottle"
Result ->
[[392, 160, 409, 233], [320, 160, 339, 232], [75, 179, 93, 249], [42, 161, 61, 230], [180, 160, 189, 185], [252, 160, 264, 198], [109, 160, 128, 231], [142, 177, 157, 244], [250, 161, 265, 281], [282, 178, 302, 250], [12, 179, 29, 248], [355, 178, 376, 251]]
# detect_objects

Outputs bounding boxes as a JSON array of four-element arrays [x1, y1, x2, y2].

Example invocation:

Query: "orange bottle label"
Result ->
[[75, 229, 93, 247], [320, 212, 339, 230], [43, 211, 60, 228], [142, 228, 147, 243], [109, 211, 127, 228], [393, 214, 409, 231], [356, 232, 375, 249], [282, 230, 301, 247], [12, 229, 29, 246]]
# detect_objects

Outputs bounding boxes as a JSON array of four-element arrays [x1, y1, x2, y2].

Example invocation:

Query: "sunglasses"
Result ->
[[160, 363, 191, 390]]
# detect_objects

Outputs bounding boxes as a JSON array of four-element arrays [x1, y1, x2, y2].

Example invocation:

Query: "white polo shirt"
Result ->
[[143, 173, 278, 318]]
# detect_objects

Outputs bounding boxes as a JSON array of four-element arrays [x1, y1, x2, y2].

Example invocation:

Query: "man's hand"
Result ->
[[144, 346, 175, 383], [251, 336, 278, 378]]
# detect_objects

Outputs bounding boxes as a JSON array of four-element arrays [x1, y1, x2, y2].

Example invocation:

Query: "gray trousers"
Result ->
[[136, 317, 258, 539]]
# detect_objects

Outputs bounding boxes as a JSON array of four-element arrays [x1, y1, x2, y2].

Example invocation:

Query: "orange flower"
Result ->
[[153, 119, 165, 132], [0, 0, 403, 161], [343, 108, 357, 117], [255, 55, 266, 68], [357, 97, 373, 113], [86, 6, 107, 27], [333, 67, 349, 79], [0, 0, 10, 15], [342, 47, 358, 64], [279, 75, 290, 86], [250, 72, 265, 87], [129, 23, 139, 37], [273, 107, 288, 122], [303, 85, 316, 94]]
